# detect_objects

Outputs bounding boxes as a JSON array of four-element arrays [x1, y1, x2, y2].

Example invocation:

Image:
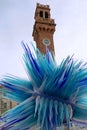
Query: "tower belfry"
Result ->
[[32, 3, 56, 54]]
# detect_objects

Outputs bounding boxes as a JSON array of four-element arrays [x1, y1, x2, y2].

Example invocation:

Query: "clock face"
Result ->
[[43, 39, 50, 46]]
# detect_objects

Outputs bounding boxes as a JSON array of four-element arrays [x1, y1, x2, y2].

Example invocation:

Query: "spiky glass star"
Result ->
[[1, 42, 87, 130]]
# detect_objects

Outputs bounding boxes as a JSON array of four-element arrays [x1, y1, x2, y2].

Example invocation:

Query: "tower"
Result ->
[[32, 3, 56, 54]]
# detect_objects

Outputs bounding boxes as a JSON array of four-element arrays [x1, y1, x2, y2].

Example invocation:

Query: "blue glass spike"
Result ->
[[46, 47, 50, 63]]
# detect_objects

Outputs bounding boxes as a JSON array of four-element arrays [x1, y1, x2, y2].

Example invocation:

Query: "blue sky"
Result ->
[[0, 0, 87, 78]]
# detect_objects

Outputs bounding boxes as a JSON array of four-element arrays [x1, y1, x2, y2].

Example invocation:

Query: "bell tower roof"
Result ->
[[33, 3, 55, 25]]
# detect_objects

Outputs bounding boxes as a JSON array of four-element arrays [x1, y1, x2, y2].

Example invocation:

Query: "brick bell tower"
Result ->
[[32, 3, 56, 54]]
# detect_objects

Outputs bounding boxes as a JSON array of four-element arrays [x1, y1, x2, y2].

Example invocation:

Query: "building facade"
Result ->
[[0, 86, 17, 115]]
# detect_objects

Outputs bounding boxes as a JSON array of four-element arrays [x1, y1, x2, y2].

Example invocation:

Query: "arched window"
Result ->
[[45, 12, 48, 18], [40, 11, 43, 17]]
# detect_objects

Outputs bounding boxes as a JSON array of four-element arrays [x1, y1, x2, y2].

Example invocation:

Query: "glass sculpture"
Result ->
[[0, 42, 87, 130]]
